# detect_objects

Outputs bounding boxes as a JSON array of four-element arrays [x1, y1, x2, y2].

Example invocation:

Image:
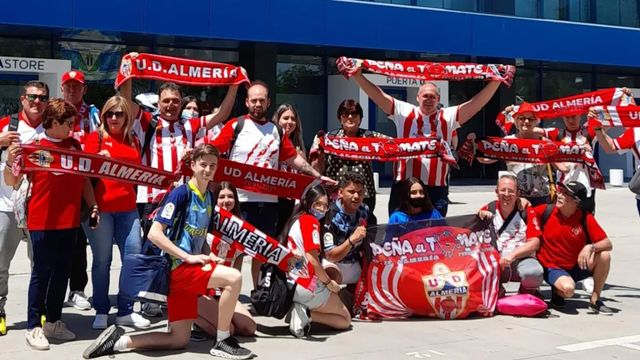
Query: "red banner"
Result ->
[[210, 206, 293, 272], [361, 216, 500, 319], [496, 88, 632, 134], [337, 56, 514, 85], [318, 135, 457, 165], [213, 158, 318, 200], [115, 53, 250, 88], [20, 144, 178, 189], [588, 105, 640, 127]]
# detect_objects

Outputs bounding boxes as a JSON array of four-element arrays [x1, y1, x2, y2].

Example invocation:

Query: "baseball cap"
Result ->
[[61, 70, 86, 85], [513, 102, 537, 118], [557, 181, 588, 202]]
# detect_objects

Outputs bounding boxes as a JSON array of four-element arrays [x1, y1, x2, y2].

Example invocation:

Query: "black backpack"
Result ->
[[250, 263, 296, 319], [539, 203, 591, 244]]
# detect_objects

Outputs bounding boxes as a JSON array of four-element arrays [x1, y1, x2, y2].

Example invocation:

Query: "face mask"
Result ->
[[310, 208, 326, 220], [409, 197, 424, 208], [181, 109, 199, 119]]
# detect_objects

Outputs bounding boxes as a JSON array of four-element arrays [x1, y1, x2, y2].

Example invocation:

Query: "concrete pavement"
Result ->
[[1, 186, 639, 359]]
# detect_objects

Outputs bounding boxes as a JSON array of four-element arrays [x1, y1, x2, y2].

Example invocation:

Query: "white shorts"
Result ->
[[293, 281, 330, 310]]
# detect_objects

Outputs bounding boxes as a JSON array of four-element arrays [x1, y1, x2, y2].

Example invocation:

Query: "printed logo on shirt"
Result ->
[[313, 229, 320, 245], [323, 233, 334, 248], [571, 226, 582, 236], [161, 202, 175, 219]]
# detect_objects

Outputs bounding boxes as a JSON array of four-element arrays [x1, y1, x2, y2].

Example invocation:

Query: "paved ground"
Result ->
[[2, 186, 640, 359]]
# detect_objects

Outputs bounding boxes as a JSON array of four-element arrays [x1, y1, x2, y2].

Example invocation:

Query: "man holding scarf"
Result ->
[[337, 58, 513, 216], [211, 81, 335, 286]]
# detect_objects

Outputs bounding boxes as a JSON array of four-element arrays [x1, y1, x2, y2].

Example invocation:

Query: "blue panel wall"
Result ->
[[0, 0, 639, 68]]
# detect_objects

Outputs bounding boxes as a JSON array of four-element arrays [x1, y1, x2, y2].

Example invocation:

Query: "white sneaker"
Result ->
[[116, 313, 150, 328], [92, 314, 109, 330], [25, 327, 50, 350], [140, 303, 163, 317], [67, 291, 91, 311], [581, 277, 595, 294], [289, 303, 311, 338], [43, 320, 76, 341]]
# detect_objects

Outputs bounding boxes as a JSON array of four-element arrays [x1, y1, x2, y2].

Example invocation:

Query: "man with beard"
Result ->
[[212, 81, 335, 286]]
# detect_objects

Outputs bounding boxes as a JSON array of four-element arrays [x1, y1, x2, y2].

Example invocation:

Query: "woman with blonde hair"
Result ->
[[83, 95, 149, 330]]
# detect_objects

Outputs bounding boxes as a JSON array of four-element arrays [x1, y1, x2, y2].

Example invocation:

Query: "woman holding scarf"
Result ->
[[4, 99, 100, 350], [82, 96, 149, 330], [310, 99, 388, 214]]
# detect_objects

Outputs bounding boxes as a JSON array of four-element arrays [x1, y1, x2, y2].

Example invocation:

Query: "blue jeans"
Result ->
[[28, 229, 77, 329], [83, 210, 142, 316]]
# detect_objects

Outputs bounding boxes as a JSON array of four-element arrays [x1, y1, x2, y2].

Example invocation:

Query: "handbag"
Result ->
[[629, 168, 640, 195], [250, 263, 296, 319], [120, 187, 192, 304], [496, 294, 548, 317]]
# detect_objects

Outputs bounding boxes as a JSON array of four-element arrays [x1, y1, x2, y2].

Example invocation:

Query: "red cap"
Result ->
[[513, 102, 537, 117], [61, 70, 86, 85]]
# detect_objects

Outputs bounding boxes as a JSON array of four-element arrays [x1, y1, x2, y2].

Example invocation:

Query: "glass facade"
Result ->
[[358, 0, 640, 28]]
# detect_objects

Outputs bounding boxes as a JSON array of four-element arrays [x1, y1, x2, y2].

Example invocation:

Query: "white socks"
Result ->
[[216, 330, 230, 342], [113, 335, 131, 352]]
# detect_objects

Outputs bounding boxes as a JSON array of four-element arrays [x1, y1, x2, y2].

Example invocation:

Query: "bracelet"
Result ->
[[348, 238, 354, 247]]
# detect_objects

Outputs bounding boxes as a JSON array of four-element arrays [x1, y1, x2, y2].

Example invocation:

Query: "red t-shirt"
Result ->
[[84, 131, 140, 213], [528, 204, 607, 270], [27, 136, 85, 231]]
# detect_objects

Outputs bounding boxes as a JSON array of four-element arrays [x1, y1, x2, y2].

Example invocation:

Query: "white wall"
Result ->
[[0, 56, 71, 98]]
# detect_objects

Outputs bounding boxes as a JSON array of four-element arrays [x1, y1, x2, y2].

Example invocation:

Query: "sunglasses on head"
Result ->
[[105, 111, 125, 119], [24, 94, 49, 102]]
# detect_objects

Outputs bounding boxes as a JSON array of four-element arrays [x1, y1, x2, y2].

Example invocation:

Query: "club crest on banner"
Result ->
[[423, 263, 469, 320], [120, 57, 132, 78], [27, 150, 54, 168]]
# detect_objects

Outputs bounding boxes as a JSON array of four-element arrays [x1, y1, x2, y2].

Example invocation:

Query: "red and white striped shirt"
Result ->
[[389, 99, 460, 186], [614, 128, 640, 199], [133, 111, 206, 203]]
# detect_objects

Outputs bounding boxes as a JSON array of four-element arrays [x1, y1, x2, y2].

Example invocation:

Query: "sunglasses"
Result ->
[[516, 116, 537, 122], [105, 111, 125, 119], [24, 94, 49, 102], [340, 111, 360, 118]]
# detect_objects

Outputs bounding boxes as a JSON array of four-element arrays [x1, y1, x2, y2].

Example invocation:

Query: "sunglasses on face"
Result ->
[[105, 111, 125, 119], [340, 112, 360, 118], [516, 116, 537, 122], [24, 94, 49, 102]]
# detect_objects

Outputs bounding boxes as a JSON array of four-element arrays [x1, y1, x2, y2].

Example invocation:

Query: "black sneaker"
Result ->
[[209, 336, 252, 360], [83, 325, 125, 359], [590, 300, 614, 314], [550, 290, 566, 308]]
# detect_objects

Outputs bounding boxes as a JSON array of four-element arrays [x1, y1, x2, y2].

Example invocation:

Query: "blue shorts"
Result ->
[[544, 266, 591, 286]]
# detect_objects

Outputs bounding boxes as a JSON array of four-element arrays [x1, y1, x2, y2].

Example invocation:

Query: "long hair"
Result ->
[[180, 95, 198, 115], [272, 103, 305, 151], [278, 184, 327, 245], [211, 181, 242, 218], [397, 177, 434, 214], [99, 95, 134, 145]]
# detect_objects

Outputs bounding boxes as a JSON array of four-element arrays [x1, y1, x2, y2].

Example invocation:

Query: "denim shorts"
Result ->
[[543, 266, 591, 286]]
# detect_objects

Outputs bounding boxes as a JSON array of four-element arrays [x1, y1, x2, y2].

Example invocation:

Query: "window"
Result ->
[[568, 0, 591, 22], [620, 0, 640, 27], [595, 0, 620, 25], [542, 0, 564, 20], [541, 70, 592, 128], [276, 55, 325, 152], [515, 0, 538, 18]]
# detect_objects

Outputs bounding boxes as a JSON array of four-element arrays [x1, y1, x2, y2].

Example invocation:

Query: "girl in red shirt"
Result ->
[[280, 185, 350, 338], [5, 99, 99, 350], [82, 96, 149, 330]]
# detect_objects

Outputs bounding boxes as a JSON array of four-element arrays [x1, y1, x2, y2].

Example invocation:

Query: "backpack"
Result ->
[[250, 263, 296, 319], [539, 203, 591, 244], [227, 116, 285, 159]]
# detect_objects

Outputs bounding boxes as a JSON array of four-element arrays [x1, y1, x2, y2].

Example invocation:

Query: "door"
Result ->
[[368, 87, 406, 187]]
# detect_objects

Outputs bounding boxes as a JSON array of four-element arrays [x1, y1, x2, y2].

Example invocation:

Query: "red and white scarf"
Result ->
[[337, 56, 514, 85], [318, 135, 457, 164], [20, 144, 178, 189], [115, 53, 250, 88], [496, 88, 632, 134], [476, 137, 604, 189], [210, 206, 293, 272], [588, 105, 640, 127]]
